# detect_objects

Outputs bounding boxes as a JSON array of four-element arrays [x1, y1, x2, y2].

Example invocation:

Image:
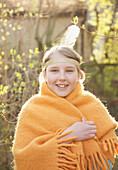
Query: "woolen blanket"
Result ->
[[12, 82, 118, 170]]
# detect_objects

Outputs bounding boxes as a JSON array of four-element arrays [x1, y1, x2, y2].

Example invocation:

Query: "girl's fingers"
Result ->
[[82, 117, 86, 122], [88, 126, 97, 131], [89, 134, 95, 138], [86, 121, 95, 125], [91, 130, 97, 134]]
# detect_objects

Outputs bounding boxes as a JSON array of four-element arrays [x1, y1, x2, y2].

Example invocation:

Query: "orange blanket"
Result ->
[[12, 82, 118, 170]]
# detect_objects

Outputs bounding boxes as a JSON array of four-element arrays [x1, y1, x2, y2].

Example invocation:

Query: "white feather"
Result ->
[[60, 25, 80, 48]]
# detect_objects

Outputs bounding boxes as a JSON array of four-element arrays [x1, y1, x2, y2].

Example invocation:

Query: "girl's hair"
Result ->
[[43, 46, 81, 66], [40, 46, 85, 83]]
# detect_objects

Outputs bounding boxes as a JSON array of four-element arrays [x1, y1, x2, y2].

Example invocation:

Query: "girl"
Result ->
[[12, 46, 118, 170]]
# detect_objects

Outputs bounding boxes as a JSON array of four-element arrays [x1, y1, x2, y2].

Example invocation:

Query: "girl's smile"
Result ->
[[43, 53, 81, 97]]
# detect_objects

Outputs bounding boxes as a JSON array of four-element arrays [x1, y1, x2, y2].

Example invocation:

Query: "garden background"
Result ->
[[0, 0, 118, 169]]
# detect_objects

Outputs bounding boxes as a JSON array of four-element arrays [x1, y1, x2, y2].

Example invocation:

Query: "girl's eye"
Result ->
[[50, 69, 58, 72], [66, 69, 74, 72]]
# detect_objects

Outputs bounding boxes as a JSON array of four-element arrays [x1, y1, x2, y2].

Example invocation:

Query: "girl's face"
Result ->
[[43, 53, 81, 97]]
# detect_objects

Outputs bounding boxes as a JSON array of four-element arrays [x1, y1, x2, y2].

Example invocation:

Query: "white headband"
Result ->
[[44, 58, 80, 70]]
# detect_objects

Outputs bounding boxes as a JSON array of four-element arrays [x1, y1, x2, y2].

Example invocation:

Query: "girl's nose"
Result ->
[[58, 71, 66, 81]]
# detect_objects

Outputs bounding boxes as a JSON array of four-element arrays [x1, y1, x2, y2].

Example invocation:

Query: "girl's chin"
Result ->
[[54, 90, 71, 97]]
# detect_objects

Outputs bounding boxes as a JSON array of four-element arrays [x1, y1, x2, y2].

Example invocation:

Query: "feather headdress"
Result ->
[[60, 25, 80, 48]]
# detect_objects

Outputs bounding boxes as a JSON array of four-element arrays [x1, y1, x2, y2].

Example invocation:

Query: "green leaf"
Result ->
[[18, 87, 22, 91], [10, 49, 14, 54], [40, 14, 43, 18], [3, 86, 8, 93], [23, 67, 26, 71], [29, 63, 34, 68], [18, 63, 23, 68], [22, 53, 25, 56], [12, 27, 16, 31], [21, 82, 25, 87], [3, 4, 6, 7], [17, 54, 21, 60], [10, 136, 12, 139], [1, 51, 4, 55], [9, 24, 12, 28], [0, 3, 2, 8], [15, 72, 22, 79], [13, 82, 17, 86], [81, 24, 85, 30], [34, 48, 39, 55], [6, 31, 10, 35], [72, 16, 79, 25], [5, 139, 9, 144], [90, 56, 94, 61], [4, 65, 9, 70], [16, 2, 21, 7], [3, 23, 7, 27], [17, 25, 22, 30], [1, 36, 5, 41], [9, 147, 12, 151], [32, 81, 35, 87], [0, 103, 4, 109], [29, 49, 33, 54], [29, 54, 32, 59]]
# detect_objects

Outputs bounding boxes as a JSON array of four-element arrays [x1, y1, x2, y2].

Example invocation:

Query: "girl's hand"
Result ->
[[59, 118, 97, 144], [71, 118, 97, 141]]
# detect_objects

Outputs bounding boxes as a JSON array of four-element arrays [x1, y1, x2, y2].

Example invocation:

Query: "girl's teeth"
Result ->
[[58, 85, 66, 88], [60, 85, 65, 87]]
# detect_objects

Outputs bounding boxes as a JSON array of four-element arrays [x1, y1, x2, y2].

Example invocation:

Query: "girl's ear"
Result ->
[[42, 69, 47, 82], [77, 71, 82, 82]]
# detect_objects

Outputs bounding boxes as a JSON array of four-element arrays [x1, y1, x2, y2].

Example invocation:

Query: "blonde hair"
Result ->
[[40, 46, 85, 83], [43, 46, 81, 66]]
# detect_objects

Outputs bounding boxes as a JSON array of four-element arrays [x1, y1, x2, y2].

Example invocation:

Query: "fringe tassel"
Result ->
[[97, 165, 100, 170], [98, 152, 110, 170], [57, 145, 85, 170], [94, 153, 104, 169], [58, 162, 76, 169], [102, 138, 118, 154], [91, 155, 97, 170], [103, 140, 108, 151], [110, 139, 117, 153], [80, 155, 85, 170], [86, 156, 93, 170], [86, 151, 111, 170], [57, 130, 74, 138], [58, 154, 76, 162], [58, 159, 77, 165], [57, 147, 77, 159], [107, 139, 113, 154], [84, 159, 88, 170], [57, 132, 118, 170], [57, 138, 78, 170]]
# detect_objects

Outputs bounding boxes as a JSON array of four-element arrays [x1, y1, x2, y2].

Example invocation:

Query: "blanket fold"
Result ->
[[13, 81, 118, 170]]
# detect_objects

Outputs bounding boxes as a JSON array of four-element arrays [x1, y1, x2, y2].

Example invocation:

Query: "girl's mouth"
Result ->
[[56, 84, 68, 89]]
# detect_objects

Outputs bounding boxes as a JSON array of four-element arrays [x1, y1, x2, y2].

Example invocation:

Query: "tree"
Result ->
[[80, 0, 118, 63]]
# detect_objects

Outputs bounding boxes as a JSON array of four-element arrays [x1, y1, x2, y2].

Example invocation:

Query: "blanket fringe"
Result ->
[[56, 132, 118, 170], [85, 151, 110, 170], [57, 131, 78, 170], [102, 138, 118, 154], [80, 154, 85, 170]]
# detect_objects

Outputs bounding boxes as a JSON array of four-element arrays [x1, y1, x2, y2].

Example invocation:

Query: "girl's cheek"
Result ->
[[67, 74, 76, 79]]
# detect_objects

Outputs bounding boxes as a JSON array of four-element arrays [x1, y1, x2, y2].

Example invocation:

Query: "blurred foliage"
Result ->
[[80, 0, 118, 64], [0, 47, 41, 169], [0, 0, 118, 170], [84, 63, 118, 120]]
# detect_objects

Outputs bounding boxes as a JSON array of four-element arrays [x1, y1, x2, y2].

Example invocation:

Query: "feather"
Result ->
[[60, 25, 80, 48]]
